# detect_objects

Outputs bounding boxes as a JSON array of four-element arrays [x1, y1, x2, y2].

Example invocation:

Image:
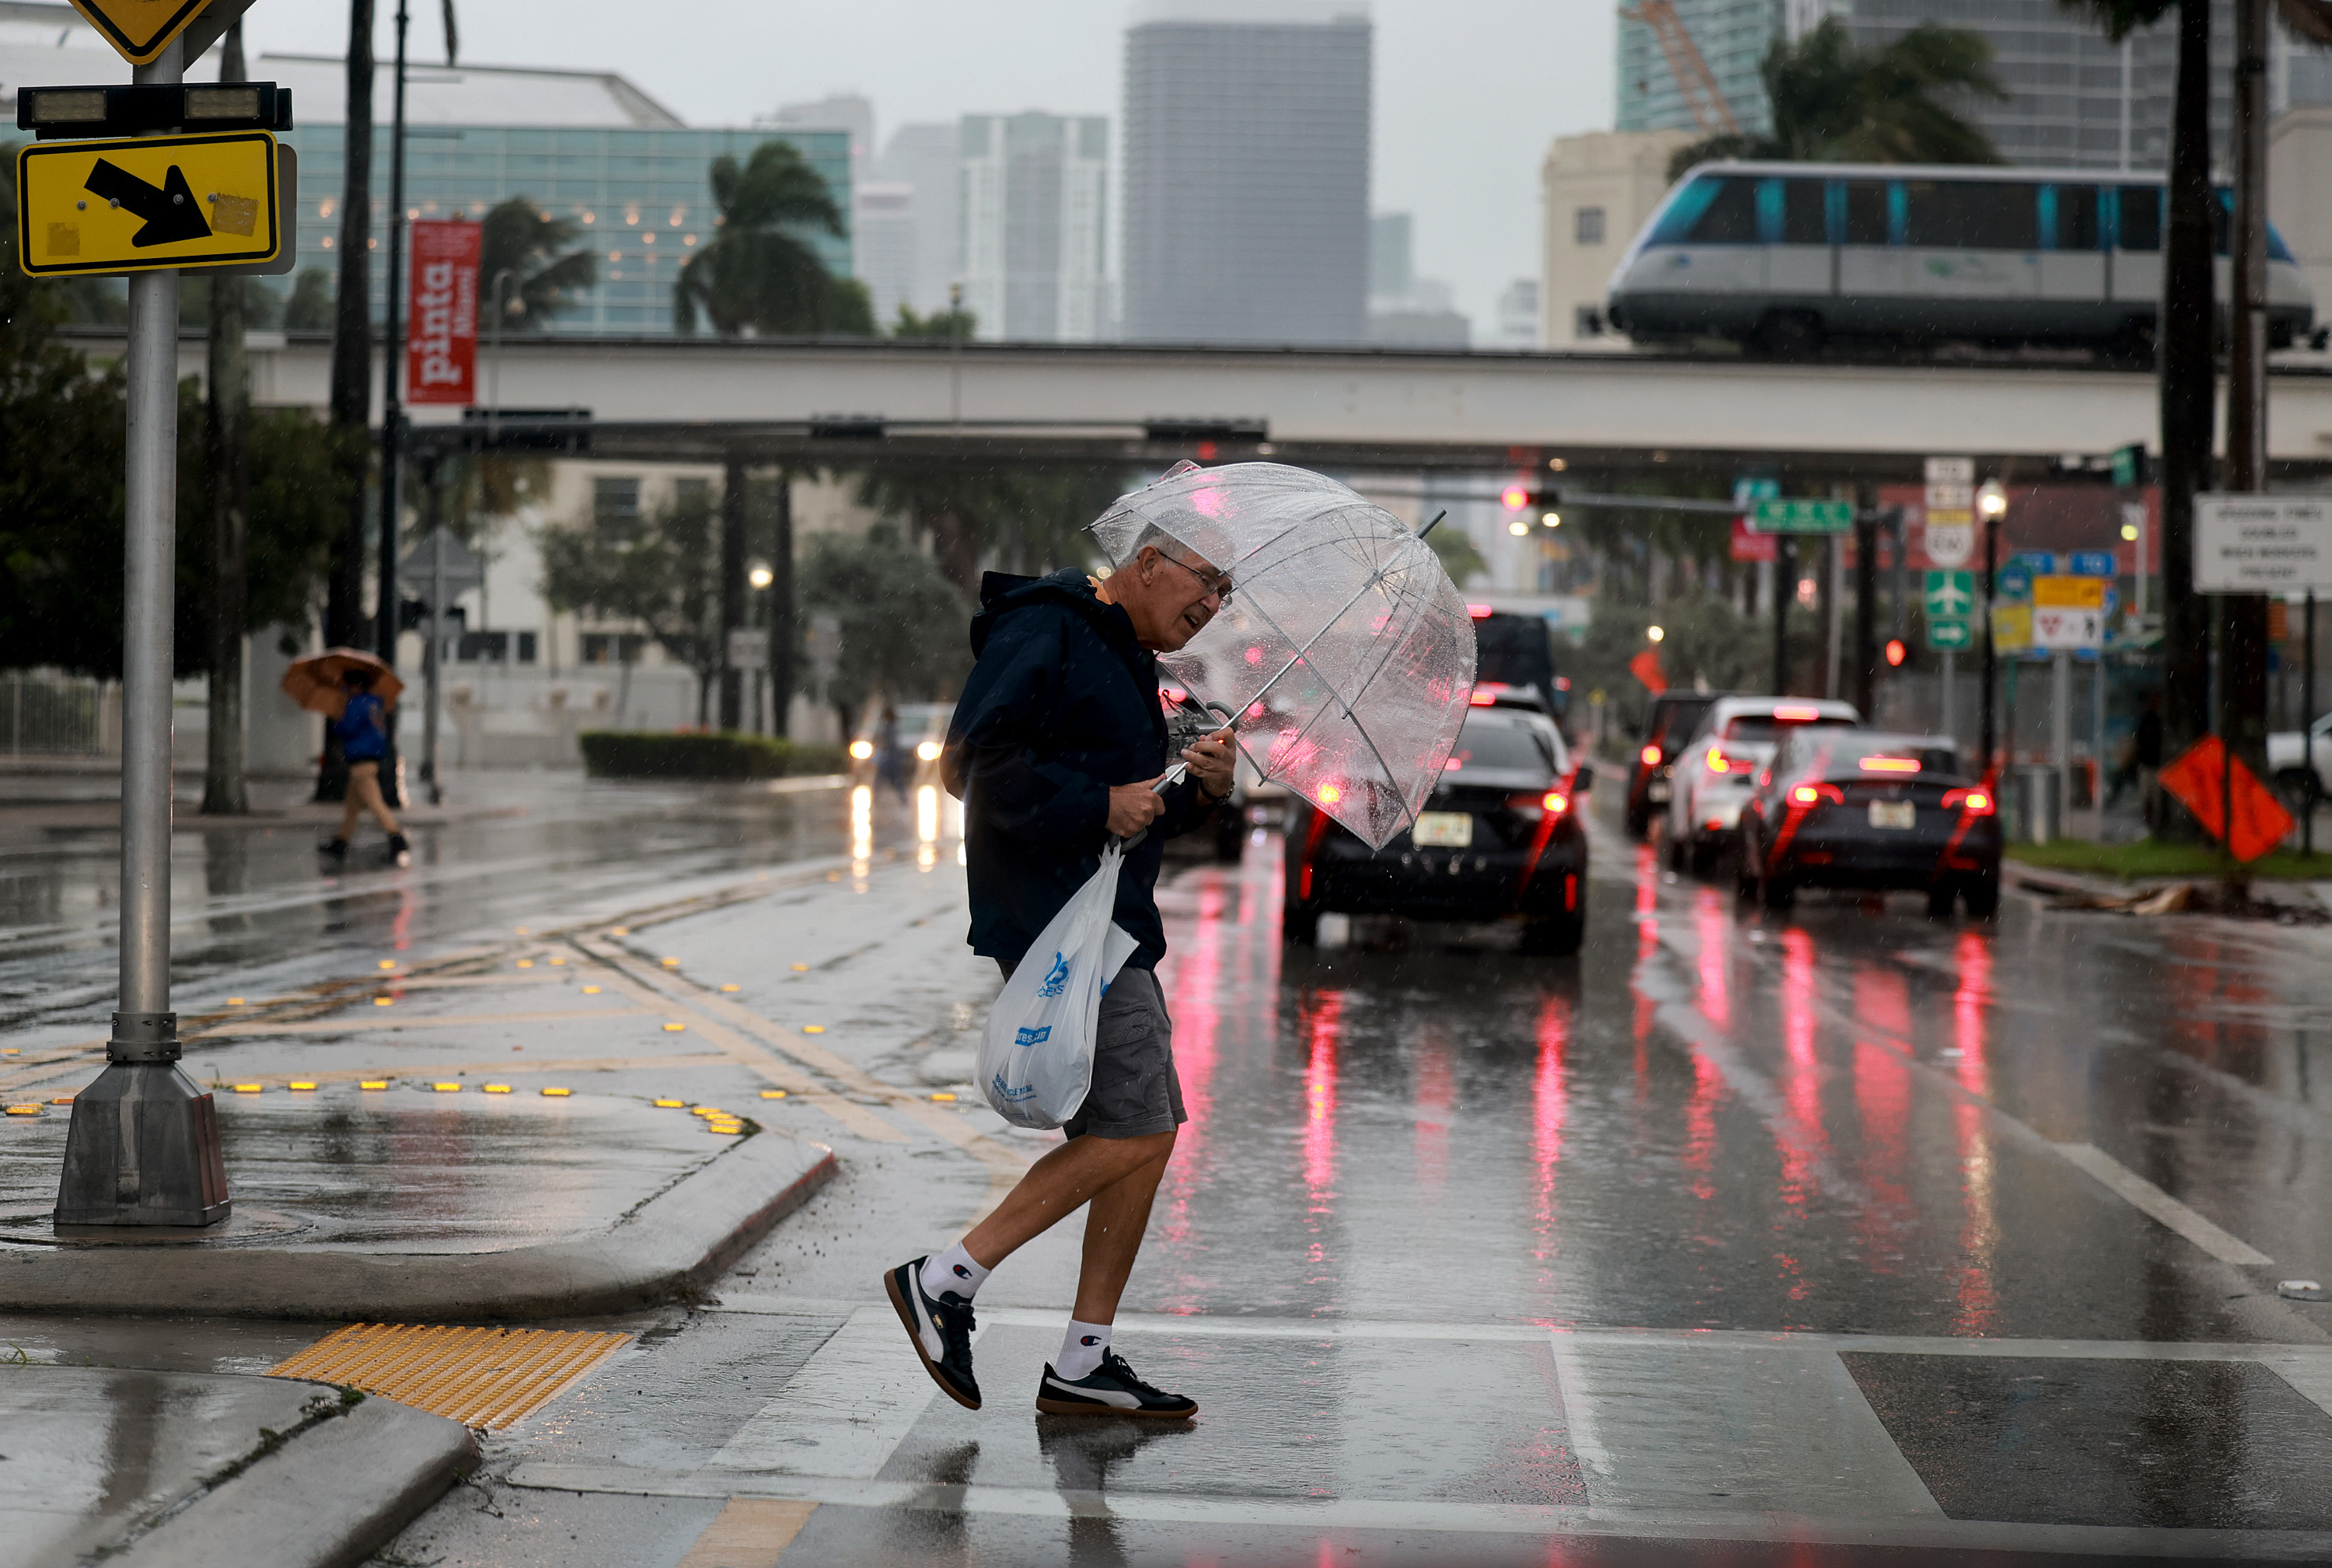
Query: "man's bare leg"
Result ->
[[961, 1128, 1175, 1273], [1070, 1136, 1173, 1323]]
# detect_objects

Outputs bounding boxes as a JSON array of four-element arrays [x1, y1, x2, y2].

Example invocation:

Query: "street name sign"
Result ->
[[1924, 570, 1975, 619], [2032, 574, 2107, 610], [2193, 494, 2332, 592], [2033, 605, 2105, 651], [1926, 616, 1974, 651], [65, 0, 212, 65], [2011, 551, 2058, 575], [16, 131, 281, 275], [1750, 499, 1855, 534]]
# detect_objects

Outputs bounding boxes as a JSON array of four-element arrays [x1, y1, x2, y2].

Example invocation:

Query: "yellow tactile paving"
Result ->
[[269, 1323, 631, 1430]]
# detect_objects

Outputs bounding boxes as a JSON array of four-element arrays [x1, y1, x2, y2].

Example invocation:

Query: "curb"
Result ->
[[0, 1127, 837, 1322], [113, 1395, 477, 1568]]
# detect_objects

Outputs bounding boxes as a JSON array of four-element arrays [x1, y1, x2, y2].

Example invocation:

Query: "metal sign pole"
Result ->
[[2308, 592, 2317, 857], [1941, 649, 1957, 746], [54, 33, 230, 1228], [424, 457, 445, 805]]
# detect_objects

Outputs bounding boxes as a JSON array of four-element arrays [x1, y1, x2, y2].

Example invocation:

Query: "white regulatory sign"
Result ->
[[1924, 522, 1974, 568], [2194, 495, 2332, 592], [1925, 456, 1975, 485], [2032, 606, 2103, 651]]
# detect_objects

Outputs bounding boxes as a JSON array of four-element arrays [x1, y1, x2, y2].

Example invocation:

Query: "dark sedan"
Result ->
[[1625, 691, 1723, 839], [1736, 731, 2001, 919], [1283, 709, 1589, 954]]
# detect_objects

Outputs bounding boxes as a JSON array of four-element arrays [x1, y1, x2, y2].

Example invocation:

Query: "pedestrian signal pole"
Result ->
[[54, 33, 231, 1228]]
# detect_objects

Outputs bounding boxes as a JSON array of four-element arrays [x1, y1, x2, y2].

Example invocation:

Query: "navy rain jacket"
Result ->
[[943, 569, 1217, 971]]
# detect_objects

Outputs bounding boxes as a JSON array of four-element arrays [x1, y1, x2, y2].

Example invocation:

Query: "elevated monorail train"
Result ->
[[1604, 160, 2316, 358]]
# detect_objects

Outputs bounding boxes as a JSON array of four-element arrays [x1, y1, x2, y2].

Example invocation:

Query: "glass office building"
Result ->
[[274, 124, 854, 334]]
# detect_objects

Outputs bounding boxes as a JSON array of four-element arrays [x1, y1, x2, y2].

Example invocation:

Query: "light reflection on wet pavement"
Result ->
[[20, 777, 2332, 1564]]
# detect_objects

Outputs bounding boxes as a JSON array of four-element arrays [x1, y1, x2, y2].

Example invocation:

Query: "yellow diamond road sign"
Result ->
[[66, 0, 214, 65], [16, 131, 279, 277]]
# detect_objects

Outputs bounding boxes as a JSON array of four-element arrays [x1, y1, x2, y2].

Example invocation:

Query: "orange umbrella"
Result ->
[[281, 648, 403, 719]]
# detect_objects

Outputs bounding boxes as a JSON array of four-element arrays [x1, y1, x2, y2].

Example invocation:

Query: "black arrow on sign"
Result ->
[[83, 159, 212, 247]]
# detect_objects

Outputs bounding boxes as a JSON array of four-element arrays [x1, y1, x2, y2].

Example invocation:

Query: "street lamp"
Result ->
[[1978, 480, 2007, 787], [1977, 480, 2008, 522], [749, 564, 774, 590], [1646, 625, 1665, 643]]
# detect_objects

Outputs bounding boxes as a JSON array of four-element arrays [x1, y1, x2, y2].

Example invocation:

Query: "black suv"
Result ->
[[1624, 692, 1725, 840]]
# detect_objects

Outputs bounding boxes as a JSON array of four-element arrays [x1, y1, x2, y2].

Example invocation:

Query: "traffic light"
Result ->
[[1500, 482, 1562, 535], [1884, 637, 1907, 668]]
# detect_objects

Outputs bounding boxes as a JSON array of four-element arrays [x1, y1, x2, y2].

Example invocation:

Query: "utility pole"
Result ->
[[769, 472, 796, 736], [319, 0, 377, 803], [1978, 492, 2002, 787], [375, 0, 410, 690], [2158, 0, 2216, 826], [1853, 511, 1876, 718], [1772, 536, 1793, 696], [201, 19, 252, 819], [55, 35, 230, 1228], [720, 458, 747, 730], [2222, 0, 2273, 784], [421, 455, 445, 805]]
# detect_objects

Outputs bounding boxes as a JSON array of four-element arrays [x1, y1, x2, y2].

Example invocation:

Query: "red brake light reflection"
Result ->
[[1859, 756, 1920, 773]]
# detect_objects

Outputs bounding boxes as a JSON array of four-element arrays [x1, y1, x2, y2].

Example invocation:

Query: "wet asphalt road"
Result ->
[[12, 774, 2332, 1564]]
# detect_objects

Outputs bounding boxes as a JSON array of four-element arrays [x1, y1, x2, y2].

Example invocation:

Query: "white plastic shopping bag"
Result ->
[[979, 840, 1142, 1130]]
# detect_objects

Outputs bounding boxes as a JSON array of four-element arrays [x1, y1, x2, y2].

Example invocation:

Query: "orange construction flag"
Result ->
[[1628, 648, 1667, 694], [2158, 735, 2295, 863]]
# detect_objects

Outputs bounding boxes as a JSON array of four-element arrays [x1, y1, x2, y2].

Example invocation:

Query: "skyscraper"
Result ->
[[880, 123, 962, 316], [960, 113, 1110, 342], [1122, 1, 1371, 345]]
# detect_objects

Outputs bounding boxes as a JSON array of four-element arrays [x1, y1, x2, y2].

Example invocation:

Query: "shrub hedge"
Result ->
[[578, 730, 852, 781]]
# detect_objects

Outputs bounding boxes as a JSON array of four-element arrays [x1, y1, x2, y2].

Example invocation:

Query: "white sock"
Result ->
[[920, 1242, 990, 1301], [1055, 1319, 1112, 1380]]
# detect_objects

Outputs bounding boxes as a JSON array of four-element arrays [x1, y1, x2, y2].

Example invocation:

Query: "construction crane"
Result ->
[[1620, 0, 1740, 138]]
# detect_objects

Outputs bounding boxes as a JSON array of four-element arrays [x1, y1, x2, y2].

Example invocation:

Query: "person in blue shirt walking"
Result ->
[[319, 667, 410, 868]]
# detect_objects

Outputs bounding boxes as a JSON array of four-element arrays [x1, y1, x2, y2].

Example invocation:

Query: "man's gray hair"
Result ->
[[1126, 521, 1224, 574]]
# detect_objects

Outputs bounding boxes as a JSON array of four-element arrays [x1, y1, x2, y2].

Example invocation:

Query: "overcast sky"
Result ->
[[241, 1, 1618, 330]]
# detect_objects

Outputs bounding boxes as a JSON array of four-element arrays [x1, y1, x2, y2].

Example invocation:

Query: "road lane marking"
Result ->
[[2050, 1143, 2275, 1266], [672, 1498, 815, 1568], [502, 1465, 2332, 1556], [189, 1007, 658, 1037], [703, 1305, 956, 1480]]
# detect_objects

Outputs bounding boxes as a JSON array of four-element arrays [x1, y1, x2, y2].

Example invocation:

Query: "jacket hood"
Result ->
[[969, 568, 1129, 657]]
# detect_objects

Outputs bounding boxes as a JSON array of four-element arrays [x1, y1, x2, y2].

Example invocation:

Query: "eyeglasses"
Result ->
[[1157, 552, 1234, 606]]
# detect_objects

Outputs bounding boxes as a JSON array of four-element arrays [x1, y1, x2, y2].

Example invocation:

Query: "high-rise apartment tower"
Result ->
[[1122, 2, 1371, 345]]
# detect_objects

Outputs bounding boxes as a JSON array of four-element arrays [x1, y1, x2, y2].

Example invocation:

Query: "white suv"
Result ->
[[1666, 695, 1862, 874]]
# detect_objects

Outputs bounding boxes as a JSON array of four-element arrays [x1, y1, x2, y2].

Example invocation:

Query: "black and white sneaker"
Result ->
[[1035, 1350, 1197, 1420], [884, 1258, 981, 1410]]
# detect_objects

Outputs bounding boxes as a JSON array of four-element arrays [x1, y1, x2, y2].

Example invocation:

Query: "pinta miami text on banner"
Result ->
[[405, 218, 481, 407]]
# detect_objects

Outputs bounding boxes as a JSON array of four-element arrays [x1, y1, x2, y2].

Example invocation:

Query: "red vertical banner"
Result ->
[[405, 219, 481, 406]]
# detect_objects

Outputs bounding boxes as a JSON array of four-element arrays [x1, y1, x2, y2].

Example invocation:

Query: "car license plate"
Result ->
[[1646, 782, 1670, 802], [1868, 800, 1916, 829], [1413, 812, 1473, 848]]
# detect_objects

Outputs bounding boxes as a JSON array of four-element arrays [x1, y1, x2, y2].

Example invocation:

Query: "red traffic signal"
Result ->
[[1883, 638, 1907, 668], [1501, 484, 1530, 511]]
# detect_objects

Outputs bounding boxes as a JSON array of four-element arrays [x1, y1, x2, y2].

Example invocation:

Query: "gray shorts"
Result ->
[[997, 962, 1185, 1140]]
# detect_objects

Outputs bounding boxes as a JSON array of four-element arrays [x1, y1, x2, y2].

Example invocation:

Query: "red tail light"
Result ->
[[1469, 690, 1496, 706], [1640, 743, 1662, 766], [1943, 787, 1995, 815], [1789, 782, 1845, 806], [1705, 745, 1729, 774], [1544, 791, 1569, 814]]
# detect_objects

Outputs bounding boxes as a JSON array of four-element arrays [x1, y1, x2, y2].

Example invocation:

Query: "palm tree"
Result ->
[[856, 466, 1126, 596], [673, 141, 874, 337], [1667, 19, 2007, 180], [477, 197, 597, 333]]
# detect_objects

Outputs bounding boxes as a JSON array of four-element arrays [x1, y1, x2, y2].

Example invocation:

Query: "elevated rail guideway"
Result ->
[[115, 330, 2332, 482]]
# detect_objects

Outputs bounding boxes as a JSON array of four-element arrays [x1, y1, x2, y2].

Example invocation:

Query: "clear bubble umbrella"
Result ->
[[1091, 462, 1477, 851]]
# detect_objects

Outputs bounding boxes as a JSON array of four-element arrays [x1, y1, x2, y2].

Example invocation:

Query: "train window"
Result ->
[[1685, 177, 1759, 244], [1904, 181, 2038, 250], [2117, 187, 2161, 251], [1842, 181, 1889, 246], [2054, 186, 2100, 250], [1782, 180, 1825, 244]]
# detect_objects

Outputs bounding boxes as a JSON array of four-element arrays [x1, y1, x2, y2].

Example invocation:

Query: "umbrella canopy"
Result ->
[[280, 648, 403, 719], [1092, 462, 1475, 850]]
